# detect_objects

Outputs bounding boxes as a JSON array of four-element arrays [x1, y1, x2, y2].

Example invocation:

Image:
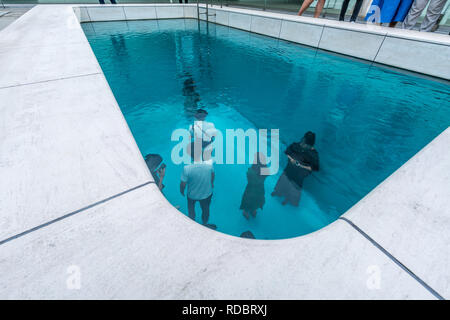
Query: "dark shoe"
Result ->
[[204, 223, 217, 230], [243, 211, 250, 220]]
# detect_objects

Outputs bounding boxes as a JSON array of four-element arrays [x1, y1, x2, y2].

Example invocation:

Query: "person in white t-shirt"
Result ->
[[189, 109, 216, 148], [180, 142, 216, 230]]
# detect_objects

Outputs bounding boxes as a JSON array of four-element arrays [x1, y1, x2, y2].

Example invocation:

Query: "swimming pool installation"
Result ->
[[81, 18, 450, 240], [1, 4, 449, 299]]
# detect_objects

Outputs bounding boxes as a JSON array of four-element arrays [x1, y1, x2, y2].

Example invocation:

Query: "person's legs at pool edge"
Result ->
[[187, 197, 197, 220], [339, 0, 363, 22], [298, 0, 326, 18], [350, 0, 364, 22], [339, 0, 351, 21], [200, 194, 212, 225], [420, 0, 446, 31], [403, 0, 429, 30]]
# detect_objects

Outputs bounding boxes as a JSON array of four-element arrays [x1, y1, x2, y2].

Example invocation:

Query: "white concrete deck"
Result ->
[[0, 7, 31, 32], [0, 4, 448, 299]]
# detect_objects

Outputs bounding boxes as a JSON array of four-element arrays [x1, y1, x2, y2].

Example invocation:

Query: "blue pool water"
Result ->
[[82, 19, 450, 239]]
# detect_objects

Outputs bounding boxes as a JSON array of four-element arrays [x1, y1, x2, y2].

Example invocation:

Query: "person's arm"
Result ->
[[313, 159, 319, 171], [211, 171, 215, 189], [287, 155, 298, 165], [180, 181, 186, 196], [180, 167, 187, 196], [288, 155, 312, 171], [298, 162, 312, 171], [158, 166, 166, 190], [285, 143, 294, 156], [284, 146, 290, 156], [209, 122, 217, 140], [311, 150, 319, 171], [188, 124, 194, 139]]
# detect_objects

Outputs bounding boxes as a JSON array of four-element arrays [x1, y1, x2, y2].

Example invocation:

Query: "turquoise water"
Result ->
[[82, 19, 450, 239]]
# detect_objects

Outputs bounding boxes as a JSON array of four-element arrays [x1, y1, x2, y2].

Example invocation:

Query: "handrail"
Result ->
[[196, 0, 220, 23]]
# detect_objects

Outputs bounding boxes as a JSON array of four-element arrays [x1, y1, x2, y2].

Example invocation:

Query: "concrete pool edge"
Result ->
[[0, 4, 448, 299], [74, 3, 450, 80]]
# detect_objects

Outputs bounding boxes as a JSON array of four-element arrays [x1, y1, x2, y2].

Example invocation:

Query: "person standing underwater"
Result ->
[[271, 131, 319, 207], [189, 109, 217, 149], [240, 153, 269, 220]]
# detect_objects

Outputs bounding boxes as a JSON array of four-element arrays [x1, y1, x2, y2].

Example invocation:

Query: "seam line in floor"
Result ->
[[0, 72, 101, 90], [0, 181, 155, 246], [339, 217, 444, 300]]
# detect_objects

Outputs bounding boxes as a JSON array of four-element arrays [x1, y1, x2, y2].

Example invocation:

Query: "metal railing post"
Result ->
[[196, 0, 216, 24], [197, 0, 200, 20]]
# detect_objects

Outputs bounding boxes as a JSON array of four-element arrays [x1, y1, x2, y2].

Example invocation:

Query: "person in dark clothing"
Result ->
[[189, 109, 217, 151], [240, 231, 256, 239], [99, 0, 117, 4], [183, 77, 200, 118], [240, 153, 268, 219], [271, 131, 319, 207], [110, 34, 127, 56], [144, 154, 166, 191], [339, 0, 364, 22], [179, 0, 189, 3], [180, 143, 217, 230]]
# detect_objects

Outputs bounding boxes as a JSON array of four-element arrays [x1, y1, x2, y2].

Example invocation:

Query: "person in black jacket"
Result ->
[[339, 0, 364, 22], [271, 131, 319, 207], [240, 153, 268, 219]]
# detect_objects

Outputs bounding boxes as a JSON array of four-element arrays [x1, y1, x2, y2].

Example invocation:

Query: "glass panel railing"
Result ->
[[1, 1, 173, 4], [2, 0, 449, 30]]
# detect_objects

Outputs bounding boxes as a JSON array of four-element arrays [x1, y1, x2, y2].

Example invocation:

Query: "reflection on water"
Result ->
[[82, 19, 450, 239]]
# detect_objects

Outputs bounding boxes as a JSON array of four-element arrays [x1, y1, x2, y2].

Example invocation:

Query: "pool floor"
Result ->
[[82, 19, 450, 239]]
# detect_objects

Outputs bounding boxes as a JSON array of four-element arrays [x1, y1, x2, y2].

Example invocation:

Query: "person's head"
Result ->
[[240, 231, 255, 239], [144, 154, 163, 173], [194, 109, 208, 121], [301, 131, 316, 146], [184, 78, 194, 87]]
